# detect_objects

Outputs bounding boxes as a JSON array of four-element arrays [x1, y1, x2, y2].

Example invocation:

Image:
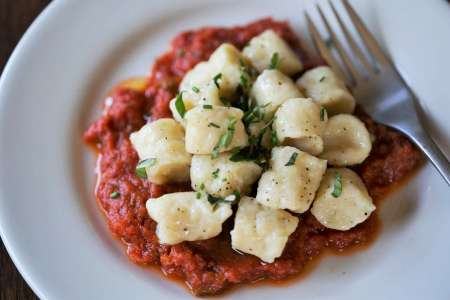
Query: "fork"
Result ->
[[305, 0, 450, 186]]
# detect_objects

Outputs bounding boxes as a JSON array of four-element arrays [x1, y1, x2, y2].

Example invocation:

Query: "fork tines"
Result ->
[[305, 0, 393, 87]]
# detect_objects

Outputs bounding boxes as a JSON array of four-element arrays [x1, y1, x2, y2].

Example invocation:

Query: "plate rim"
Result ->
[[0, 0, 448, 299]]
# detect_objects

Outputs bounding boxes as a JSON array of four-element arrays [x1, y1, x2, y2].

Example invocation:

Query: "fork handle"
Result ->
[[409, 131, 450, 186]]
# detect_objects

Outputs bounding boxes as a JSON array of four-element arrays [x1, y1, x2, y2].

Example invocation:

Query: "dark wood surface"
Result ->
[[0, 1, 50, 299], [1, 1, 448, 300]]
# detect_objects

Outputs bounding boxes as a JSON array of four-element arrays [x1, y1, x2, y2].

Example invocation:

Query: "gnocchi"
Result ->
[[179, 43, 246, 101], [130, 119, 191, 184], [170, 83, 223, 126], [230, 196, 299, 263], [191, 153, 262, 197], [243, 30, 303, 75], [274, 98, 327, 156], [320, 114, 372, 166], [256, 146, 327, 213], [208, 43, 247, 97], [185, 106, 249, 154], [251, 69, 303, 117], [147, 192, 233, 244], [311, 168, 376, 230], [297, 66, 355, 115]]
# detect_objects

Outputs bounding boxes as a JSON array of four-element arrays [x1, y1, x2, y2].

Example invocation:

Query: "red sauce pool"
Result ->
[[83, 18, 423, 296]]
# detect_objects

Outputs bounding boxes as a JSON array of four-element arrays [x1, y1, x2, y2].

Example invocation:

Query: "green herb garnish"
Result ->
[[235, 93, 250, 112], [213, 73, 222, 89], [320, 107, 327, 121], [207, 192, 240, 209], [270, 130, 279, 147], [135, 158, 157, 179], [211, 146, 221, 159], [200, 183, 205, 190], [239, 59, 252, 92], [269, 52, 280, 69], [285, 152, 298, 166], [208, 122, 220, 128], [212, 117, 237, 159], [243, 102, 270, 125], [175, 92, 186, 118], [196, 192, 202, 199], [212, 168, 220, 178], [319, 76, 326, 82], [110, 191, 120, 199], [240, 73, 249, 90], [192, 86, 200, 93], [203, 104, 213, 109], [331, 173, 343, 198]]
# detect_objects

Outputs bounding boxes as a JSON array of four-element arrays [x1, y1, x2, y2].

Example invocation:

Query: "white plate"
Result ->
[[0, 0, 449, 299]]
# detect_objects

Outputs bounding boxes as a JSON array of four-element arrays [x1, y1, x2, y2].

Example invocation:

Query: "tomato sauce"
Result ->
[[83, 18, 423, 296]]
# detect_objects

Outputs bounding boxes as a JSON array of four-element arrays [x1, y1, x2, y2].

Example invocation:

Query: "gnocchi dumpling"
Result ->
[[311, 168, 376, 231], [230, 196, 299, 263], [169, 83, 223, 126], [208, 43, 247, 97], [185, 106, 248, 154], [179, 62, 217, 98], [190, 153, 262, 197], [256, 146, 327, 213], [179, 43, 246, 101], [146, 192, 233, 244], [251, 69, 303, 117], [130, 119, 191, 184], [320, 114, 372, 166], [274, 98, 327, 156], [243, 30, 303, 75], [297, 66, 355, 115]]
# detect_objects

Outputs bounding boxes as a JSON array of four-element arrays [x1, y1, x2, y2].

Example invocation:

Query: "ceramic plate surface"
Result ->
[[0, 0, 449, 299]]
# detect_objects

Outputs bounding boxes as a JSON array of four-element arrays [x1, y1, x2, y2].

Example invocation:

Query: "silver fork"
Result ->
[[305, 0, 450, 186]]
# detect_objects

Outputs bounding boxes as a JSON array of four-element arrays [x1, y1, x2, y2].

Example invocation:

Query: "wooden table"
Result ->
[[0, 2, 50, 298]]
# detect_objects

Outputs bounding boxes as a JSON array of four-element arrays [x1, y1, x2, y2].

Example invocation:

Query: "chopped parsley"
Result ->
[[208, 122, 220, 128], [212, 168, 220, 178], [319, 76, 326, 82], [212, 117, 237, 159], [238, 59, 257, 91], [196, 192, 202, 199], [243, 102, 270, 125], [200, 183, 205, 190], [229, 142, 270, 169], [213, 73, 222, 89], [269, 52, 280, 69], [192, 86, 200, 93], [174, 92, 186, 118], [235, 93, 250, 112], [135, 158, 157, 179], [110, 191, 120, 199], [270, 130, 279, 147], [207, 192, 240, 209], [240, 73, 249, 90], [320, 107, 327, 121], [285, 152, 298, 166], [331, 173, 343, 198], [202, 104, 213, 109]]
